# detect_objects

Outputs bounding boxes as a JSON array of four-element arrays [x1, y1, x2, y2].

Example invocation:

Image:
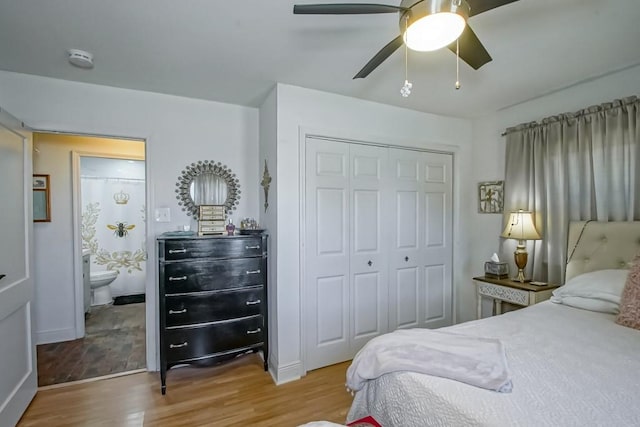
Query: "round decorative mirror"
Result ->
[[175, 161, 241, 219]]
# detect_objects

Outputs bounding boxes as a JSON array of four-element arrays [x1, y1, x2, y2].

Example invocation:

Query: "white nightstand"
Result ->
[[473, 276, 560, 319]]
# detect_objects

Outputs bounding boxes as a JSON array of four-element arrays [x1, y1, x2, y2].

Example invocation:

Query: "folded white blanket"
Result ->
[[346, 329, 512, 393]]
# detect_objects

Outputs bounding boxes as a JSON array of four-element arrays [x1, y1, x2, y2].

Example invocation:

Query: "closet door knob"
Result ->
[[405, 256, 409, 262], [367, 260, 373, 266]]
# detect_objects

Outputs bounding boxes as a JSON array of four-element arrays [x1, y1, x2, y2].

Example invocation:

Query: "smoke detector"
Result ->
[[67, 49, 94, 69]]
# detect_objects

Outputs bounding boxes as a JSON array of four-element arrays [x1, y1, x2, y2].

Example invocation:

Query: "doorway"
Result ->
[[32, 133, 147, 386]]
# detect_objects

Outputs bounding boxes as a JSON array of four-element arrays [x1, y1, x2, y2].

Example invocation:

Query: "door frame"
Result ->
[[71, 150, 146, 339], [28, 127, 156, 372], [299, 130, 459, 375]]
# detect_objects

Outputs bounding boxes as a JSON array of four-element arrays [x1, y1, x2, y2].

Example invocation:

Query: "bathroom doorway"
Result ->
[[32, 133, 147, 386]]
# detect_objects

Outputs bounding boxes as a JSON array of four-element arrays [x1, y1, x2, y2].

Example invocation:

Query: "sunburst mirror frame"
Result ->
[[175, 160, 241, 219]]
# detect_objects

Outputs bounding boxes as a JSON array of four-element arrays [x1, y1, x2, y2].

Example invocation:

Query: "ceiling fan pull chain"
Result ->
[[455, 38, 461, 90], [401, 15, 412, 98]]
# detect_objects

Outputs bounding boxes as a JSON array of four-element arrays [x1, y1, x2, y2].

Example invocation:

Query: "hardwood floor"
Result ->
[[19, 354, 354, 426]]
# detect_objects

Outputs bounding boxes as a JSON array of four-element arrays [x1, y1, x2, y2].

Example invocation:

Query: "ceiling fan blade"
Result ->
[[353, 35, 404, 79], [293, 3, 406, 14], [466, 0, 519, 17], [447, 24, 492, 70]]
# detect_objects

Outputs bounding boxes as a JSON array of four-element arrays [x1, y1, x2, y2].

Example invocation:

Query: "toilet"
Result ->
[[89, 270, 118, 306]]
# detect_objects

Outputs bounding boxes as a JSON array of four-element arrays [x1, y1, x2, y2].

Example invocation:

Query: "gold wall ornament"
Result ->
[[261, 159, 272, 213], [113, 190, 130, 205]]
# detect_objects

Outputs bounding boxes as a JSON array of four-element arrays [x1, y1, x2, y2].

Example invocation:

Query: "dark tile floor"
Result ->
[[37, 302, 146, 387]]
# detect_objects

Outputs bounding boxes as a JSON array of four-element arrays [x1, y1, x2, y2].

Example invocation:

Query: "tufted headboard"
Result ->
[[565, 221, 640, 282]]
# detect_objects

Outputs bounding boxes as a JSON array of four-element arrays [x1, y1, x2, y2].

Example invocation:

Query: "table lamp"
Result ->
[[500, 210, 541, 282]]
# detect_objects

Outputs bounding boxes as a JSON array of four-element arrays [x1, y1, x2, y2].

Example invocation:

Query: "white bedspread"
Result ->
[[346, 329, 512, 393], [347, 301, 640, 426]]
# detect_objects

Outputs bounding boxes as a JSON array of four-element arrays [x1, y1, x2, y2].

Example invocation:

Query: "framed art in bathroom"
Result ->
[[33, 174, 51, 222]]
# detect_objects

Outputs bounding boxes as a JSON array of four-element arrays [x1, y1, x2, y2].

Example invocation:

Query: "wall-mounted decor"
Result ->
[[33, 174, 51, 222], [478, 180, 504, 214], [175, 160, 241, 219], [261, 159, 271, 213]]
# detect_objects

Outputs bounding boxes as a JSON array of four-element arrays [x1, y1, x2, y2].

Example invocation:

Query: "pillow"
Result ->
[[550, 269, 629, 313], [616, 257, 640, 330]]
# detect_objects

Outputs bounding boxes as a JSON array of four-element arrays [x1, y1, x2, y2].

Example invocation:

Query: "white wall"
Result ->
[[0, 70, 260, 368], [470, 64, 640, 318], [270, 83, 474, 383], [258, 87, 279, 374]]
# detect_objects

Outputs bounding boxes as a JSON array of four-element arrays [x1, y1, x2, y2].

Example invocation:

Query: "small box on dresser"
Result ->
[[157, 233, 268, 394]]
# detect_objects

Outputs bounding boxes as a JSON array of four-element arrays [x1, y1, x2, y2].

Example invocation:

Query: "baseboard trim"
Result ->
[[36, 328, 77, 345], [271, 359, 303, 385], [38, 368, 147, 391]]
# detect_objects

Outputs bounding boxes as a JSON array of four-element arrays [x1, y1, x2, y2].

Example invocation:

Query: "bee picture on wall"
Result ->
[[107, 221, 135, 238]]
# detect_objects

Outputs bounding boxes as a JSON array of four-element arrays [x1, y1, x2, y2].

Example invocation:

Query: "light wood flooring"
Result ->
[[19, 354, 353, 426]]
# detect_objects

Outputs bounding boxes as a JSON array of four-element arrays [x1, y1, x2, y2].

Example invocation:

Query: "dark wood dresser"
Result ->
[[157, 233, 268, 394]]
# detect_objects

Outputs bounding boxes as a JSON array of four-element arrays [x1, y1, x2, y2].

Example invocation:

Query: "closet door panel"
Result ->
[[424, 264, 446, 322], [420, 153, 453, 328], [316, 188, 346, 255], [388, 150, 422, 331], [305, 139, 351, 370], [350, 144, 389, 352], [394, 267, 419, 328], [316, 275, 348, 345], [352, 272, 381, 338]]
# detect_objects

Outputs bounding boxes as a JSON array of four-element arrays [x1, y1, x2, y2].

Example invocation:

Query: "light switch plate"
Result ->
[[155, 207, 170, 222]]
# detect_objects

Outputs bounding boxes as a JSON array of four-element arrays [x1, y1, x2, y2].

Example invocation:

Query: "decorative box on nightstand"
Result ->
[[472, 276, 560, 319]]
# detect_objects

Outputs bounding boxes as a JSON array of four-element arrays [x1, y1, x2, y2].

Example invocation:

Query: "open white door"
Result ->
[[0, 108, 36, 426]]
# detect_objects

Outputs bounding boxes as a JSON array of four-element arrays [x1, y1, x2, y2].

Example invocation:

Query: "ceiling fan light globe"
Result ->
[[403, 12, 466, 52]]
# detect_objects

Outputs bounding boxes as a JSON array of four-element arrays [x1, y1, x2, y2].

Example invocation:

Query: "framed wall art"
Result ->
[[478, 180, 503, 214], [33, 174, 51, 222]]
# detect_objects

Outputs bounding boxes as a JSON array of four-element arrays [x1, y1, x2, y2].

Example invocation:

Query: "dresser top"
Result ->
[[157, 232, 267, 241]]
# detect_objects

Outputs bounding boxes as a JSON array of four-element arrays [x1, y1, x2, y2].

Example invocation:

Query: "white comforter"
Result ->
[[347, 301, 640, 426]]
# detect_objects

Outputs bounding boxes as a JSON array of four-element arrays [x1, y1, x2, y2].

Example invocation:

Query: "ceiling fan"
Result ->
[[293, 0, 520, 79]]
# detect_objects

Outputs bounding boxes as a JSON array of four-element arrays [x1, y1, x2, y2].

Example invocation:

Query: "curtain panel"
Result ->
[[503, 96, 640, 284]]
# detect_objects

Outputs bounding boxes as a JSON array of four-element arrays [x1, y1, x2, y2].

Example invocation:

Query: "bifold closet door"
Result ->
[[388, 148, 453, 330], [304, 139, 389, 371]]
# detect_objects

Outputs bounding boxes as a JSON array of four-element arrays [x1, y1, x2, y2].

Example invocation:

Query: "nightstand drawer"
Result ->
[[478, 282, 529, 306]]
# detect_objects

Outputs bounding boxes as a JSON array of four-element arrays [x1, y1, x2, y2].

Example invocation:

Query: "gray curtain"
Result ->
[[503, 96, 640, 284]]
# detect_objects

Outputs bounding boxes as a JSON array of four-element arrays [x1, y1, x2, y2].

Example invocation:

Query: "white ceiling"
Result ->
[[0, 0, 639, 118]]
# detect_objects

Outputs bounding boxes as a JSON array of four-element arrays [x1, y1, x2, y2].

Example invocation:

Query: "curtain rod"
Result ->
[[501, 95, 638, 137]]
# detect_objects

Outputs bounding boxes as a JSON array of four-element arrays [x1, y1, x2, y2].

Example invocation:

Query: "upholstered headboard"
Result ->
[[565, 221, 640, 282]]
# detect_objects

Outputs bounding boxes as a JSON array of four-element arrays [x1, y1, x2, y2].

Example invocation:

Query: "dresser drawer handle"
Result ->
[[168, 249, 187, 254], [245, 300, 261, 305], [168, 308, 187, 314], [246, 269, 261, 275], [168, 276, 188, 281], [245, 245, 261, 250], [246, 328, 262, 335], [169, 342, 188, 349]]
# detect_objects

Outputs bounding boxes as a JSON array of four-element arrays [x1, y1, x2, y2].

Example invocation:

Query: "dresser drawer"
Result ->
[[163, 257, 264, 293], [165, 287, 263, 327], [163, 237, 263, 260], [164, 315, 264, 363]]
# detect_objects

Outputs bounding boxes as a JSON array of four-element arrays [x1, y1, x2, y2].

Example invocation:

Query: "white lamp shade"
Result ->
[[501, 210, 541, 241]]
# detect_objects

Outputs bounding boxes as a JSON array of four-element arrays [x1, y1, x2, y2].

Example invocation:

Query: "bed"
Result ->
[[346, 221, 640, 426]]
